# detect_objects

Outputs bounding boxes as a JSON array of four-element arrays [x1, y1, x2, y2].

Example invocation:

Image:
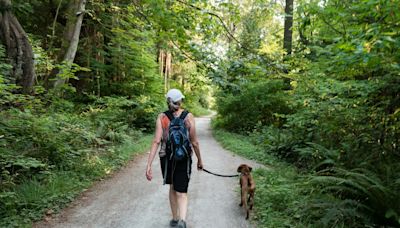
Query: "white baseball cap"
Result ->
[[166, 89, 185, 102]]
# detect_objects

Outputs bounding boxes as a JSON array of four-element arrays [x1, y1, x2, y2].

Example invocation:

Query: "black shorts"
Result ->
[[160, 156, 192, 193]]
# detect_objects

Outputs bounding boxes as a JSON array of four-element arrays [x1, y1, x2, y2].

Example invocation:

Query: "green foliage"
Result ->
[[0, 132, 152, 227], [54, 62, 91, 83], [212, 127, 307, 227], [306, 167, 400, 227], [216, 62, 399, 227], [2, 0, 399, 227], [0, 93, 154, 226], [214, 80, 292, 132], [297, 0, 400, 79], [0, 106, 153, 226], [0, 45, 11, 77], [0, 2, 215, 224], [180, 87, 213, 117], [213, 0, 400, 227], [186, 105, 210, 117], [0, 45, 14, 99], [101, 11, 162, 97], [212, 127, 400, 227], [30, 36, 54, 83], [253, 168, 307, 228], [85, 95, 163, 132], [169, 60, 214, 116], [212, 127, 273, 164]]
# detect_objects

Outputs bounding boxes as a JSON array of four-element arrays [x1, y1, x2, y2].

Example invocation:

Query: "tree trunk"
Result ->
[[283, 0, 294, 55], [158, 50, 164, 77], [158, 50, 165, 92], [158, 49, 172, 92], [48, 0, 63, 52], [0, 0, 35, 94], [165, 52, 172, 91], [54, 0, 86, 88]]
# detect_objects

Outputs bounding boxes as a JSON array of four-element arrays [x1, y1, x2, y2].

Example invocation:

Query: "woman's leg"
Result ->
[[169, 185, 179, 220], [176, 192, 188, 220], [172, 158, 191, 221]]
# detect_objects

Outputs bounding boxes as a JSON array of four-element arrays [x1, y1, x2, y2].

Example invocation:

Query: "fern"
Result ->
[[304, 197, 370, 228], [309, 167, 400, 226]]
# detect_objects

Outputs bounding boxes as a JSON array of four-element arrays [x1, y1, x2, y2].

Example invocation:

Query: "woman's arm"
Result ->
[[188, 113, 203, 170], [145, 114, 163, 181]]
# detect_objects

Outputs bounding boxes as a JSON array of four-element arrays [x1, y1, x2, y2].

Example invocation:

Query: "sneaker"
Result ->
[[169, 219, 179, 227], [177, 220, 186, 228]]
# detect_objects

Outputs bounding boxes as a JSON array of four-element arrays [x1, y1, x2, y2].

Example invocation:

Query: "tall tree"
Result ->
[[54, 0, 86, 88], [0, 0, 35, 93], [159, 49, 172, 93], [283, 0, 294, 55]]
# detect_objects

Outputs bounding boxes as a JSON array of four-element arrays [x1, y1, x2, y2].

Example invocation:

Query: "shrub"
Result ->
[[306, 167, 400, 227], [215, 80, 292, 132]]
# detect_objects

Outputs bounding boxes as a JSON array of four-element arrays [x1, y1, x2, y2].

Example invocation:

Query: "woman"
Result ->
[[145, 88, 203, 228]]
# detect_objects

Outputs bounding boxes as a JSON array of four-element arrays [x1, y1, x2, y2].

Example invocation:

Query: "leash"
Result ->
[[202, 168, 240, 178]]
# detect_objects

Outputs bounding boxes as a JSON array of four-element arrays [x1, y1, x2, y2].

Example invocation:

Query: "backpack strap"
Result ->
[[179, 110, 189, 120], [164, 110, 189, 121], [164, 110, 174, 121]]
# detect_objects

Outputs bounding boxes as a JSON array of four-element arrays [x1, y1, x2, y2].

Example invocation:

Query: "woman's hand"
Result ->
[[146, 166, 152, 181], [197, 160, 203, 171], [145, 114, 162, 182]]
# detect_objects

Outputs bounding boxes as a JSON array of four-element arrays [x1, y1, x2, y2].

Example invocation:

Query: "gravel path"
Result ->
[[35, 116, 263, 228]]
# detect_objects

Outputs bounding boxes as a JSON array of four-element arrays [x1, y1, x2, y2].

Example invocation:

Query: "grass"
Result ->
[[186, 103, 212, 117], [212, 128, 275, 165], [0, 134, 153, 227], [212, 126, 309, 227]]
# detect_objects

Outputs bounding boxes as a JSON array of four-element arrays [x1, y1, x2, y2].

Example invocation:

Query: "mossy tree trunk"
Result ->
[[0, 0, 35, 94]]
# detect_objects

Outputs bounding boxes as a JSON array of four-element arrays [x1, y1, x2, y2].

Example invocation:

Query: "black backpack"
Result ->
[[164, 110, 192, 161]]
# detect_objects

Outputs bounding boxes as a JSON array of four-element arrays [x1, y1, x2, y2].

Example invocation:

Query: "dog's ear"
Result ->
[[237, 165, 243, 173], [249, 166, 253, 172]]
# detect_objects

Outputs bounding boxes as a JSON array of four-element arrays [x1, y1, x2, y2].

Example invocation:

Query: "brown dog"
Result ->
[[237, 164, 256, 219]]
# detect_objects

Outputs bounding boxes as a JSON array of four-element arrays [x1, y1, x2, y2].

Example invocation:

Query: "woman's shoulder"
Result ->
[[184, 109, 193, 116], [180, 109, 192, 119], [186, 111, 194, 119], [157, 112, 167, 120], [184, 111, 194, 126]]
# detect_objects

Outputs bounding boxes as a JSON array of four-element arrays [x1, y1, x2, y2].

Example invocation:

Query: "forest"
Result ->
[[0, 0, 399, 227]]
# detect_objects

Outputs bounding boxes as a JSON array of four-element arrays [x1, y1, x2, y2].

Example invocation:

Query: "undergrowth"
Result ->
[[1, 131, 152, 227], [212, 126, 400, 227], [0, 95, 154, 227], [212, 126, 309, 227]]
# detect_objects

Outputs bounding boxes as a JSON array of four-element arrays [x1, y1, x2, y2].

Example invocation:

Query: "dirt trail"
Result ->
[[35, 116, 263, 228]]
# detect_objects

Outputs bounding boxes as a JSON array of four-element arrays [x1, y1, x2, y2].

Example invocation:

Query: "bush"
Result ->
[[0, 94, 154, 226], [84, 95, 162, 132], [213, 69, 400, 227], [305, 167, 400, 227], [214, 80, 292, 132]]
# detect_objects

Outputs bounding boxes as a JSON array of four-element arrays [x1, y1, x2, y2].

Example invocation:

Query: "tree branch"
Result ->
[[170, 40, 212, 71], [48, 0, 63, 51], [175, 0, 253, 52], [131, 1, 152, 25], [175, 0, 283, 73], [320, 16, 346, 36]]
